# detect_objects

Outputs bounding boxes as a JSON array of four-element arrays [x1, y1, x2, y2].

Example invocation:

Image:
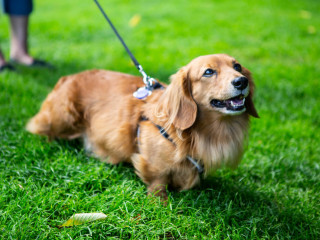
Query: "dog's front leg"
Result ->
[[131, 153, 170, 199], [147, 177, 169, 199]]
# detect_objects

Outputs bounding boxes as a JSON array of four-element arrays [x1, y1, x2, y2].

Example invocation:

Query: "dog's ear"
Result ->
[[242, 68, 259, 118], [162, 67, 197, 130]]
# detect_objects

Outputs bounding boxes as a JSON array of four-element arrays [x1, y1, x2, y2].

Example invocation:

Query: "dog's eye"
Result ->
[[203, 69, 216, 77], [234, 63, 242, 72]]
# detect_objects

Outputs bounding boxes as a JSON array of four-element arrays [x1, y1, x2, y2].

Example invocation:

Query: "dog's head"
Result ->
[[162, 54, 259, 130]]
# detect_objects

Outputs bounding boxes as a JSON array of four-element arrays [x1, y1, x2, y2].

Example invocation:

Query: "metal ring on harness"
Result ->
[[138, 65, 158, 89]]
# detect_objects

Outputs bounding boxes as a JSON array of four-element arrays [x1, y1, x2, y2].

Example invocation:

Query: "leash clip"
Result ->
[[138, 65, 155, 89], [134, 65, 160, 99]]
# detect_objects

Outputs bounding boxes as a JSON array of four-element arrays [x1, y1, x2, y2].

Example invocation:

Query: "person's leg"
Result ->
[[9, 15, 33, 65], [1, 0, 8, 67], [3, 0, 35, 65], [3, 0, 51, 68]]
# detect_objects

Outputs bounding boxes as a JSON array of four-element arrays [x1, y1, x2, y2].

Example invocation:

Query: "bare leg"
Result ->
[[9, 15, 34, 65]]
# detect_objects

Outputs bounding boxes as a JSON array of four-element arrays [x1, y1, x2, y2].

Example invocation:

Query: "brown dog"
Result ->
[[27, 54, 258, 197]]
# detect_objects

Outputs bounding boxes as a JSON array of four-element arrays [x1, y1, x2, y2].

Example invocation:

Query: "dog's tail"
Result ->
[[26, 108, 52, 137], [26, 76, 83, 140]]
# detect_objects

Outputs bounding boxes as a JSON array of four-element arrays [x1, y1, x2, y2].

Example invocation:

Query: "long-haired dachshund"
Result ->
[[27, 54, 259, 198]]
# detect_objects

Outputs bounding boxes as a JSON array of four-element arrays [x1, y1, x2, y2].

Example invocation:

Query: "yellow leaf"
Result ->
[[129, 14, 141, 27], [59, 213, 107, 227], [307, 25, 316, 34], [300, 10, 311, 19]]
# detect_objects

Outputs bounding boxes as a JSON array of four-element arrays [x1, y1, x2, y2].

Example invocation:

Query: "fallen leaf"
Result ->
[[59, 213, 107, 227], [307, 25, 316, 34], [300, 10, 311, 19], [129, 14, 141, 27]]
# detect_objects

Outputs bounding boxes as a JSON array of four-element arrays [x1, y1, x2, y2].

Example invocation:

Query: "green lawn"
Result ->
[[1, 0, 319, 239]]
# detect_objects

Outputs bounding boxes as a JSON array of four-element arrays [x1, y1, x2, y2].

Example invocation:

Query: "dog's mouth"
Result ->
[[210, 94, 246, 112]]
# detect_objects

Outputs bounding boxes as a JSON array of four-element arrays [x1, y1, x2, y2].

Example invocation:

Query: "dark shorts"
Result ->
[[2, 0, 33, 16]]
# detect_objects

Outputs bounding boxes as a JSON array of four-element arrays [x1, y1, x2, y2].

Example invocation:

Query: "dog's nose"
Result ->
[[232, 77, 248, 90]]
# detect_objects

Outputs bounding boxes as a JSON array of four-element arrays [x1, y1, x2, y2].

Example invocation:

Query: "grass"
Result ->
[[0, 0, 319, 239]]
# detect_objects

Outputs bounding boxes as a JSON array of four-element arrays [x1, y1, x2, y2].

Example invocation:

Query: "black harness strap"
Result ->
[[138, 117, 204, 174], [154, 124, 174, 143]]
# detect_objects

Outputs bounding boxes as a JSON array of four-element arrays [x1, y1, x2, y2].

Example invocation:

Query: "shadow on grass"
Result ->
[[55, 138, 84, 152], [172, 176, 317, 238]]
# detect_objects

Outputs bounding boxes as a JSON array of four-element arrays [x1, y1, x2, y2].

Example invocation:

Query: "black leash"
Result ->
[[93, 0, 163, 99], [93, 0, 139, 69]]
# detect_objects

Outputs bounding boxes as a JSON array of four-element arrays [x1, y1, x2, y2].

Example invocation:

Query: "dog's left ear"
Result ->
[[174, 68, 197, 129], [242, 68, 259, 118], [162, 67, 197, 130]]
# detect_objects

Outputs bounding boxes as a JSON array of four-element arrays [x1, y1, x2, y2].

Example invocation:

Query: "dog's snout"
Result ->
[[231, 77, 248, 90]]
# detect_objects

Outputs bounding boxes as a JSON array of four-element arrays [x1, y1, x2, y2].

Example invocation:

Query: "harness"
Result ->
[[137, 117, 204, 174]]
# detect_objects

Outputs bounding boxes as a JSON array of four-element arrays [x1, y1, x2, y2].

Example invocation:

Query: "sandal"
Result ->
[[10, 58, 54, 69], [0, 63, 16, 73]]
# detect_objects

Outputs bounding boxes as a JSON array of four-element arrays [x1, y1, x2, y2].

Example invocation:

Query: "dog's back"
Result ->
[[27, 70, 145, 145]]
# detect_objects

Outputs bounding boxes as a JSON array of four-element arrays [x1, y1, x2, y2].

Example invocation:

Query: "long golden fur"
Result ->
[[27, 54, 258, 198]]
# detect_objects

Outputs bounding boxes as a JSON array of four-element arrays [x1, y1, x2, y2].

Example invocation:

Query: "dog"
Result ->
[[27, 54, 259, 198]]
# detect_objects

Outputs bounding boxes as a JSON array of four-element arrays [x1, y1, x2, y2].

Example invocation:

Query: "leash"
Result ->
[[93, 0, 163, 99]]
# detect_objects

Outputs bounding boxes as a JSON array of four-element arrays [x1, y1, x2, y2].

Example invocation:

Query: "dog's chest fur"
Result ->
[[189, 112, 249, 174]]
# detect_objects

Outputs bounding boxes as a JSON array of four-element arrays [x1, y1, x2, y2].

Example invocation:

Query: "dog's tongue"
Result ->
[[226, 97, 245, 107], [231, 98, 244, 105]]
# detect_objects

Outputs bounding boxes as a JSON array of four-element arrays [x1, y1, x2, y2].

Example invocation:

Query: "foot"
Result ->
[[10, 54, 53, 68], [148, 181, 168, 200], [10, 54, 33, 65]]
